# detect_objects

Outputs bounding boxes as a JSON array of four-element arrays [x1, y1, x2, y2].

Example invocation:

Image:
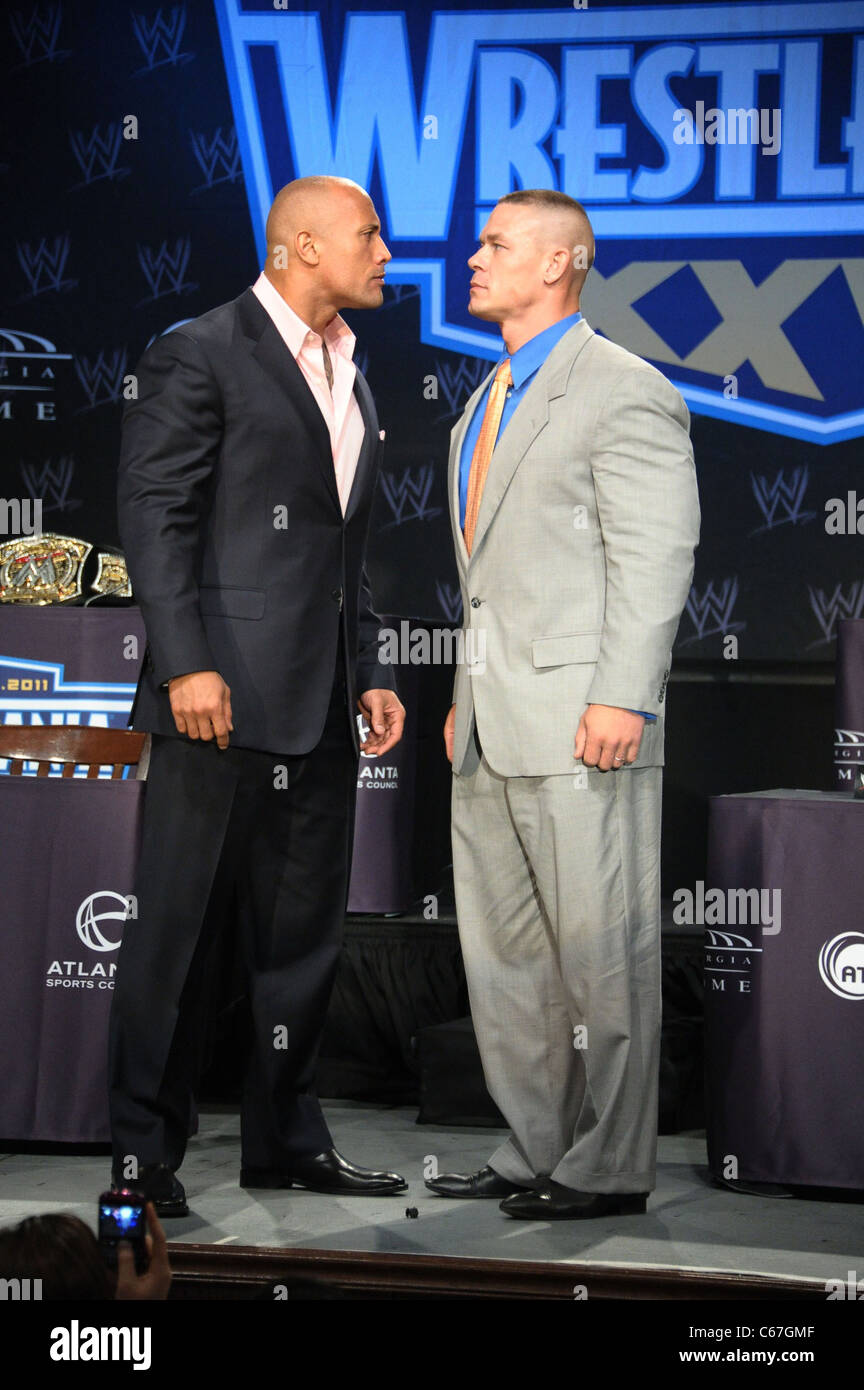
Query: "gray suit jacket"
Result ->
[[448, 317, 700, 777]]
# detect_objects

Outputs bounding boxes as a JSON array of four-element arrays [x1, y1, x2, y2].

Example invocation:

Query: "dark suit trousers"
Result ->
[[107, 654, 357, 1175]]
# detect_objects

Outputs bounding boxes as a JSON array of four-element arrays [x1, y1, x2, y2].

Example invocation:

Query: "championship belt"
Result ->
[[0, 534, 133, 603], [92, 550, 132, 599], [0, 533, 91, 603]]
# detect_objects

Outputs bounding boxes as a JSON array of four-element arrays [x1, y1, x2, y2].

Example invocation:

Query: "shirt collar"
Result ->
[[252, 271, 356, 362], [507, 312, 583, 390]]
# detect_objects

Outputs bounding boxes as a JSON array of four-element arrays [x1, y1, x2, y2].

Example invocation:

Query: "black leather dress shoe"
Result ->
[[500, 1179, 648, 1220], [240, 1148, 407, 1195], [111, 1163, 189, 1219], [425, 1164, 532, 1198]]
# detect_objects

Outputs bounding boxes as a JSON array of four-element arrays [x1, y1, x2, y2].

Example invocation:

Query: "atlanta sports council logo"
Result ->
[[45, 892, 129, 990], [818, 932, 864, 1000], [75, 892, 129, 953], [215, 0, 864, 445]]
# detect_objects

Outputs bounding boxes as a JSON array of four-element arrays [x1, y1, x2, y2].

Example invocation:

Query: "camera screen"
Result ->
[[100, 1202, 144, 1239]]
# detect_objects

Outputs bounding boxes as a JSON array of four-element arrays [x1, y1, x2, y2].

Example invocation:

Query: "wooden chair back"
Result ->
[[0, 725, 148, 779]]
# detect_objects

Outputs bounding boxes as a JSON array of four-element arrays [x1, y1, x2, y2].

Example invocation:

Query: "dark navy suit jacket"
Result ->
[[117, 286, 395, 757]]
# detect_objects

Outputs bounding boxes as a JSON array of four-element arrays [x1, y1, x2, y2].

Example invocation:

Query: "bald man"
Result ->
[[110, 177, 407, 1215], [427, 190, 700, 1218]]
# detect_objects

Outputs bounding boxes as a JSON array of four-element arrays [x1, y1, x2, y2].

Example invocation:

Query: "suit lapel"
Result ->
[[345, 368, 378, 521], [468, 319, 595, 560], [238, 288, 341, 512]]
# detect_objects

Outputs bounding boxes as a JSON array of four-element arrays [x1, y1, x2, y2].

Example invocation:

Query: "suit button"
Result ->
[[331, 587, 343, 608], [470, 597, 481, 608]]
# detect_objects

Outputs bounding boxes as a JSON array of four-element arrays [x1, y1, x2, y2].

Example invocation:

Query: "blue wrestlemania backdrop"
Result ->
[[1, 0, 863, 660]]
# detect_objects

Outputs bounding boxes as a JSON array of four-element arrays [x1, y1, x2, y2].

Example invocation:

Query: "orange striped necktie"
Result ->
[[463, 357, 512, 555]]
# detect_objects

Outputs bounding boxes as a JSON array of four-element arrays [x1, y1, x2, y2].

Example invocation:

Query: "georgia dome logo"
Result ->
[[818, 933, 864, 1001], [75, 892, 129, 952]]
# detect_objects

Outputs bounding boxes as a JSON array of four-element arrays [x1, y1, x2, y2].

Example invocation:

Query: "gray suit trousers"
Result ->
[[451, 750, 662, 1193]]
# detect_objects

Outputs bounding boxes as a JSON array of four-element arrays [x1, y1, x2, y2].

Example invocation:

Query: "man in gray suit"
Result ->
[[426, 190, 700, 1219]]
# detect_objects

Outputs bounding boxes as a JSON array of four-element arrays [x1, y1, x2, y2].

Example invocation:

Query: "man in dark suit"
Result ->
[[110, 176, 407, 1216]]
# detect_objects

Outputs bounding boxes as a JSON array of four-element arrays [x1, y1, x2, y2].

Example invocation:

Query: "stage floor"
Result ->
[[1, 1101, 862, 1296]]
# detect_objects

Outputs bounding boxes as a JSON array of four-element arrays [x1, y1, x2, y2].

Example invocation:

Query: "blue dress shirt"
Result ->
[[458, 313, 656, 724]]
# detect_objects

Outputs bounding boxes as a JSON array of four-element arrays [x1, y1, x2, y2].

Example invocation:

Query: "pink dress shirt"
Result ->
[[251, 271, 365, 514]]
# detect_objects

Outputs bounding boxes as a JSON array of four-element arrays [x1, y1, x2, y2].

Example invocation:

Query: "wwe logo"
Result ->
[[74, 349, 128, 411], [381, 284, 420, 308], [681, 578, 745, 644], [749, 467, 815, 534], [9, 3, 70, 67], [137, 239, 197, 301], [190, 127, 242, 191], [435, 580, 463, 624], [131, 5, 192, 72], [808, 582, 864, 646], [20, 455, 80, 513], [435, 357, 489, 418], [378, 464, 441, 528], [10, 554, 62, 589], [17, 235, 76, 296], [69, 124, 129, 187]]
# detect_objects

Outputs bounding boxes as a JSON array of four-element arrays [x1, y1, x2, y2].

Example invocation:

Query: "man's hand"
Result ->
[[357, 688, 406, 757], [443, 704, 456, 764], [114, 1202, 172, 1301], [168, 670, 233, 748], [574, 704, 644, 771]]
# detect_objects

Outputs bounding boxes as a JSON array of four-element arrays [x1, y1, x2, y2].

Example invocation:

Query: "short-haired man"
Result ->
[[428, 190, 700, 1218]]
